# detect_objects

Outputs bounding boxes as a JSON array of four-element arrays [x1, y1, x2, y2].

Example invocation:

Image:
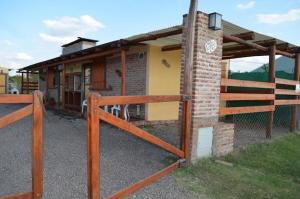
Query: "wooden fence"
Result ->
[[87, 93, 191, 199], [0, 91, 43, 199], [220, 78, 300, 116], [22, 82, 39, 94]]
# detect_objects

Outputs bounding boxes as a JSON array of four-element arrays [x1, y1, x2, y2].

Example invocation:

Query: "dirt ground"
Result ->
[[0, 105, 196, 199]]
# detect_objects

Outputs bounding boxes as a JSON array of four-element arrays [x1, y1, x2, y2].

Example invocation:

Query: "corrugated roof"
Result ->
[[20, 17, 298, 71]]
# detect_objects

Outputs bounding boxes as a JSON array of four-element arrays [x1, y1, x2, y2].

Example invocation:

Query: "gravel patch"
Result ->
[[0, 105, 195, 199]]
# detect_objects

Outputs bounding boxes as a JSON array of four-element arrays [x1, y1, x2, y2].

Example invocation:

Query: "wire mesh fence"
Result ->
[[221, 105, 294, 149]]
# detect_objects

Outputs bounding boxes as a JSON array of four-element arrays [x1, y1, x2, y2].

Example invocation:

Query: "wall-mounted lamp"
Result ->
[[208, 12, 222, 30]]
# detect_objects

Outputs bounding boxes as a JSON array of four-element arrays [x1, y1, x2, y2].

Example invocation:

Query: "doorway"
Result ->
[[64, 72, 82, 111]]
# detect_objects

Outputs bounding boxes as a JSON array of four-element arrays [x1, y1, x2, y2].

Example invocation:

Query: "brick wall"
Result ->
[[212, 123, 234, 156], [101, 48, 147, 118], [181, 11, 229, 162]]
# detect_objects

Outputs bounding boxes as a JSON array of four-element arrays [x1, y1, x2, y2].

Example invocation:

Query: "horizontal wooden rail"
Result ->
[[275, 99, 300, 106], [275, 89, 300, 95], [23, 82, 38, 84], [0, 192, 32, 199], [276, 49, 295, 58], [0, 94, 33, 104], [220, 105, 275, 116], [107, 161, 180, 199], [221, 78, 275, 89], [220, 93, 275, 101], [0, 104, 33, 128], [98, 109, 184, 158], [97, 95, 182, 106], [275, 78, 299, 86]]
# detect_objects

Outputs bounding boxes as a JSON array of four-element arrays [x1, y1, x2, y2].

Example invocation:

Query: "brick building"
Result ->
[[19, 10, 299, 161]]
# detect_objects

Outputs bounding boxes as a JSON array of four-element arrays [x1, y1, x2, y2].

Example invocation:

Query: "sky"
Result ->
[[1, 0, 300, 75]]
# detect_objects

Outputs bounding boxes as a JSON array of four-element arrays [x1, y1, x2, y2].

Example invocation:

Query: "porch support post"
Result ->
[[121, 49, 126, 96], [62, 64, 65, 109], [21, 72, 24, 94], [290, 53, 300, 132], [182, 0, 197, 161], [266, 45, 276, 138], [26, 71, 30, 94], [45, 68, 49, 98]]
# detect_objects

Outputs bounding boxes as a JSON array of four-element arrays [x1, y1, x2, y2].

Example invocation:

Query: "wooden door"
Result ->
[[64, 73, 82, 111]]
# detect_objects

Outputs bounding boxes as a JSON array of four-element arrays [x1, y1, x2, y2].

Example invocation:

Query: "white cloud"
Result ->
[[237, 1, 255, 10], [1, 40, 13, 46], [39, 33, 75, 44], [0, 52, 34, 74], [257, 9, 300, 24], [40, 15, 105, 44], [230, 56, 269, 72], [16, 52, 33, 61]]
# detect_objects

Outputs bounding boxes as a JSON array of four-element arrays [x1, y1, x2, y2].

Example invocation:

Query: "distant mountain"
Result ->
[[252, 56, 295, 74]]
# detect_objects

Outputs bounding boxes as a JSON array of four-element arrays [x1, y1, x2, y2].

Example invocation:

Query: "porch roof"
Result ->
[[20, 13, 299, 72]]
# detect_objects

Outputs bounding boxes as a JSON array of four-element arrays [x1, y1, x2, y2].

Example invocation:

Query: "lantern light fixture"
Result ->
[[208, 12, 222, 30]]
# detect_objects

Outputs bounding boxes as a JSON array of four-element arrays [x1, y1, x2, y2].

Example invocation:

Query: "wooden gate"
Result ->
[[87, 93, 191, 199], [0, 91, 43, 199]]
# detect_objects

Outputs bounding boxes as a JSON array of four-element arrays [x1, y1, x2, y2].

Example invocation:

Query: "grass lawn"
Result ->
[[175, 134, 300, 199]]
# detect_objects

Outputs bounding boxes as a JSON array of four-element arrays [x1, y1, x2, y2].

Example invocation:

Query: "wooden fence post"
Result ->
[[266, 45, 276, 138], [32, 91, 43, 199], [290, 53, 300, 132], [87, 92, 100, 199]]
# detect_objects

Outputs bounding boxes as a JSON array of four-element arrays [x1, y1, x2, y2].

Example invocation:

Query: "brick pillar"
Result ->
[[181, 11, 232, 162]]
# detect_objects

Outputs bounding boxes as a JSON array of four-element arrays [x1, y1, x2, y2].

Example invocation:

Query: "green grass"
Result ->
[[174, 134, 300, 199]]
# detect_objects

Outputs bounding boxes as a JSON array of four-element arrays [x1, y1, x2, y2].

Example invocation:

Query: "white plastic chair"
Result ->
[[111, 104, 130, 121], [81, 99, 87, 115], [82, 99, 108, 115]]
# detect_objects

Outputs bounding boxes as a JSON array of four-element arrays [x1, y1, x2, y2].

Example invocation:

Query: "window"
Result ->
[[65, 74, 81, 92]]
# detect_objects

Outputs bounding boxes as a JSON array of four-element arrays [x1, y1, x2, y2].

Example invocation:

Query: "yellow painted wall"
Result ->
[[146, 46, 181, 121], [0, 67, 8, 94]]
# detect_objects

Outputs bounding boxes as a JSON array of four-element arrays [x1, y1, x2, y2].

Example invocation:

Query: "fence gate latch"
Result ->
[[182, 95, 192, 101]]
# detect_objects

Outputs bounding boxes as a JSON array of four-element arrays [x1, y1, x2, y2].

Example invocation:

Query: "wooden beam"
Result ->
[[223, 39, 276, 52], [275, 78, 299, 86], [97, 95, 182, 106], [275, 89, 300, 95], [275, 99, 300, 106], [107, 161, 180, 199], [223, 34, 268, 51], [0, 104, 33, 129], [26, 71, 29, 94], [219, 105, 275, 116], [161, 44, 182, 52], [266, 45, 276, 139], [121, 49, 126, 96], [276, 49, 294, 58], [0, 94, 33, 104], [32, 91, 43, 199], [221, 78, 275, 89], [98, 109, 184, 158], [223, 49, 268, 59], [128, 28, 183, 44], [21, 72, 24, 94], [220, 93, 275, 101], [27, 48, 121, 71], [182, 0, 198, 161], [223, 31, 255, 43], [61, 64, 65, 109]]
